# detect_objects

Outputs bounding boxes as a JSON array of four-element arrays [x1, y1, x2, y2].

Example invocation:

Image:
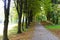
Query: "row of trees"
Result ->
[[3, 0, 60, 40], [3, 0, 41, 40], [36, 0, 59, 24]]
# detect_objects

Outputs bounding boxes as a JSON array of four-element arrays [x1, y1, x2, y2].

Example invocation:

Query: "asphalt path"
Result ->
[[31, 23, 59, 40]]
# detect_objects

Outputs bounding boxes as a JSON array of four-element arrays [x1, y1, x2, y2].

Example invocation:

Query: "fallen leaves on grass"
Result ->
[[9, 22, 35, 40], [48, 29, 60, 38], [40, 21, 53, 26]]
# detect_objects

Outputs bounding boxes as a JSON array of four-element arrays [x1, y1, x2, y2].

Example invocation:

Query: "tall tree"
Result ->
[[43, 0, 52, 21], [24, 0, 28, 28], [24, 0, 41, 26], [3, 0, 11, 40], [14, 0, 23, 33], [17, 0, 23, 33]]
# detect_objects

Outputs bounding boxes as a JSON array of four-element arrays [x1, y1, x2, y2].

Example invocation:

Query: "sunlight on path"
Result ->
[[31, 24, 59, 40]]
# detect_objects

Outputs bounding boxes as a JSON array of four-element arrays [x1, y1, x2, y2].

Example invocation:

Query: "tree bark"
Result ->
[[3, 0, 11, 40], [29, 10, 33, 22], [22, 16, 24, 31], [17, 0, 23, 33], [24, 0, 29, 28], [26, 16, 28, 28]]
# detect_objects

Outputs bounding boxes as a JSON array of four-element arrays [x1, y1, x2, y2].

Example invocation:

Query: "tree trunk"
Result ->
[[29, 10, 33, 22], [17, 15, 22, 33], [17, 0, 23, 33], [24, 0, 28, 28], [26, 16, 28, 28], [3, 11, 9, 40], [3, 0, 11, 40], [28, 16, 30, 26], [28, 10, 31, 26], [22, 16, 24, 31]]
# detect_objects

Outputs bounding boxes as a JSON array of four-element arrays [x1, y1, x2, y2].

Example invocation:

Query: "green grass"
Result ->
[[9, 26, 18, 35], [0, 26, 18, 40], [9, 24, 27, 36], [45, 25, 60, 29]]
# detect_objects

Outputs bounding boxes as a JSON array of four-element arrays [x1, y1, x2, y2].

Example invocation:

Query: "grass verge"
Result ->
[[9, 22, 35, 40], [45, 25, 60, 29]]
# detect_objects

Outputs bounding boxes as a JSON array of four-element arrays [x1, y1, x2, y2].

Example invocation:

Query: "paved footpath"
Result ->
[[31, 23, 59, 40]]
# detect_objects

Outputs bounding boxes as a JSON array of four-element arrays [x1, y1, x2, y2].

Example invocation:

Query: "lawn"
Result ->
[[46, 25, 60, 29]]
